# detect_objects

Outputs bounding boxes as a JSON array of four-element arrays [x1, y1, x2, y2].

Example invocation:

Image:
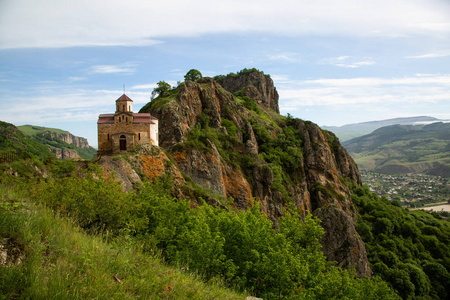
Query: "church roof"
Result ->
[[133, 113, 156, 124], [116, 94, 133, 102], [97, 113, 157, 124], [97, 114, 114, 124]]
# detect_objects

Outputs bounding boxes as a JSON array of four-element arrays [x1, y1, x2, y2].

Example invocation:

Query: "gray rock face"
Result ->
[[44, 132, 90, 148], [218, 71, 280, 113], [144, 74, 371, 277], [51, 148, 80, 160], [315, 205, 372, 278]]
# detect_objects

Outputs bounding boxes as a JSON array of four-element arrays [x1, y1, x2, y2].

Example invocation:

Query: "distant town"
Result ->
[[361, 171, 449, 209]]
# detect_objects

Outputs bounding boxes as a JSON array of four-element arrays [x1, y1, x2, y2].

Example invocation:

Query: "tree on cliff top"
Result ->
[[151, 81, 171, 100], [184, 69, 202, 82]]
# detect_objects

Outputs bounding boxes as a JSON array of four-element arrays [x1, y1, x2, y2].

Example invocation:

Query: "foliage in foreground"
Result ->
[[25, 164, 397, 299], [353, 184, 450, 299], [0, 183, 245, 299]]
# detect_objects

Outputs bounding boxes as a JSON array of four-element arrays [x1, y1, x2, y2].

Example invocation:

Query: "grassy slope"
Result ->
[[0, 121, 52, 160], [0, 184, 245, 299], [18, 125, 68, 135], [343, 123, 450, 176]]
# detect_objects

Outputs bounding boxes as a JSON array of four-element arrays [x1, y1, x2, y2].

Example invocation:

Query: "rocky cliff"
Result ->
[[138, 71, 370, 277], [46, 132, 90, 149], [51, 148, 80, 160], [17, 125, 97, 160], [216, 70, 280, 114]]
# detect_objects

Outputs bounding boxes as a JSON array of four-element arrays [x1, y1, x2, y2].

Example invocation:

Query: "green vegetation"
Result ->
[[344, 123, 450, 177], [251, 118, 304, 199], [184, 69, 203, 82], [353, 184, 450, 299], [173, 112, 246, 170], [18, 124, 68, 135], [1, 161, 398, 299], [0, 121, 53, 160], [16, 124, 97, 160], [142, 87, 180, 112], [151, 80, 172, 99], [0, 183, 245, 299], [214, 68, 270, 82]]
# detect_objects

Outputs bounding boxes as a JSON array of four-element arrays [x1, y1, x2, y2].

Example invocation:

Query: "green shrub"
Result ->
[[353, 184, 450, 299]]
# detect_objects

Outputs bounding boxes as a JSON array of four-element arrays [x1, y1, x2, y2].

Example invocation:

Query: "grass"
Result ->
[[0, 184, 246, 299], [18, 125, 68, 136]]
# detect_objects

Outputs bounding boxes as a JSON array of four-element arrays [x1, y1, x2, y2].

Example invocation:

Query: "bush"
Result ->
[[353, 184, 450, 299]]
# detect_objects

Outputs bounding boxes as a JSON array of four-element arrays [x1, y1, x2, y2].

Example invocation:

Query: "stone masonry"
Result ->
[[97, 94, 158, 156]]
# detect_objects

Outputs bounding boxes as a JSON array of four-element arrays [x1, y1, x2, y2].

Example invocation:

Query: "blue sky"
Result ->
[[1, 0, 449, 148]]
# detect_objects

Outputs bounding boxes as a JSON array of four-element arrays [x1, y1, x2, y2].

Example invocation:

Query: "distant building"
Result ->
[[97, 94, 158, 155]]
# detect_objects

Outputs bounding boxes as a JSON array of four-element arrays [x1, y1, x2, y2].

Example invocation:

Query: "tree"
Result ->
[[184, 69, 202, 82], [151, 81, 171, 99]]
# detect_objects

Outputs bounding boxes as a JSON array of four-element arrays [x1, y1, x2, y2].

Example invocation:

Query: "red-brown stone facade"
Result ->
[[97, 94, 158, 156]]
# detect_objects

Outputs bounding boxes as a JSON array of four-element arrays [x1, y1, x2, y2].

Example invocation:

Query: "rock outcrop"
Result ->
[[315, 205, 372, 277], [98, 145, 185, 193], [38, 131, 90, 149], [33, 130, 96, 160], [57, 132, 90, 149], [51, 148, 80, 160], [217, 71, 280, 113], [139, 71, 370, 277]]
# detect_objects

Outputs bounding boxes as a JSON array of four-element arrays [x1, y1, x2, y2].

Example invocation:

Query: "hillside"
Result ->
[[2, 69, 449, 299], [343, 123, 450, 177], [18, 125, 97, 160], [0, 184, 246, 299], [323, 116, 441, 141], [0, 121, 52, 160]]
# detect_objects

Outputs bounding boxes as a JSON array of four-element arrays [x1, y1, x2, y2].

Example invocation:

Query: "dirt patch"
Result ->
[[0, 235, 24, 267]]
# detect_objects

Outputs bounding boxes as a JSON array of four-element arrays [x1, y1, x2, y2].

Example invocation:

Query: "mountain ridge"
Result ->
[[343, 123, 450, 177], [323, 116, 443, 141]]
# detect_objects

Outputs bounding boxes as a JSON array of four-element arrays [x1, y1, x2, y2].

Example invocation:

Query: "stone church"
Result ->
[[97, 94, 158, 155]]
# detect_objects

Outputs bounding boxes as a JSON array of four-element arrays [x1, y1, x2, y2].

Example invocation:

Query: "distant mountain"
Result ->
[[343, 122, 450, 177], [17, 125, 97, 160], [323, 116, 441, 141]]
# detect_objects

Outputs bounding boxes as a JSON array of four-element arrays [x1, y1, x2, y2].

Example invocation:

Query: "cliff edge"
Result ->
[[138, 70, 370, 277]]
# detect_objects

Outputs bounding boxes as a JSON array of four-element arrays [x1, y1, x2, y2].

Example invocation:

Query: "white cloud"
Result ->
[[89, 63, 137, 74], [1, 0, 449, 49], [271, 75, 291, 82], [405, 52, 450, 59], [131, 83, 157, 90], [319, 56, 376, 68], [277, 74, 450, 107], [68, 76, 86, 82], [268, 53, 302, 63]]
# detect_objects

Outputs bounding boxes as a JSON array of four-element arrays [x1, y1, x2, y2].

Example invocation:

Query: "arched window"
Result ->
[[126, 117, 128, 122], [107, 133, 110, 141], [138, 133, 141, 140]]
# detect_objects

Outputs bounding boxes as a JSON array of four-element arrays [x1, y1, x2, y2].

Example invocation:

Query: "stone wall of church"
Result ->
[[98, 122, 156, 154]]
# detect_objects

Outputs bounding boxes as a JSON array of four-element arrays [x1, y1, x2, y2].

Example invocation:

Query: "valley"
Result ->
[[361, 171, 449, 210]]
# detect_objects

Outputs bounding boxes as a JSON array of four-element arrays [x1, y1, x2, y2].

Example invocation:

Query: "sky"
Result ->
[[0, 0, 449, 148]]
